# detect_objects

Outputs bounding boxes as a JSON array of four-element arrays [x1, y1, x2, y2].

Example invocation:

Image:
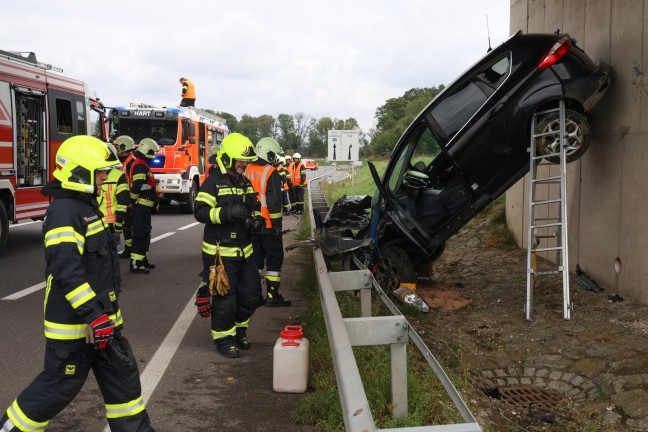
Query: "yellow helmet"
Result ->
[[53, 135, 121, 193], [137, 138, 160, 159], [114, 135, 135, 152], [216, 133, 256, 173], [292, 152, 301, 160], [208, 143, 221, 164], [255, 137, 282, 163]]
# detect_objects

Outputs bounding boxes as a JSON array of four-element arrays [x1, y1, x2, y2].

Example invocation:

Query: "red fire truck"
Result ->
[[0, 50, 109, 254], [111, 104, 229, 213]]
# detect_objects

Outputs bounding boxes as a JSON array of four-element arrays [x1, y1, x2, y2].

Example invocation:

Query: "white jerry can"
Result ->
[[273, 325, 309, 393]]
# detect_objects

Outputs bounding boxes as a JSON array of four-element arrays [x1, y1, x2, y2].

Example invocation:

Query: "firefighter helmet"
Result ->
[[137, 138, 159, 158], [292, 152, 301, 160], [255, 137, 282, 163], [53, 135, 121, 193], [208, 143, 221, 164], [278, 156, 286, 165], [216, 133, 256, 171], [114, 135, 135, 153]]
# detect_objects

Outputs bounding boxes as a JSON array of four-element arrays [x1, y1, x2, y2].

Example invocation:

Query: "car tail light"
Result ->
[[537, 36, 572, 70]]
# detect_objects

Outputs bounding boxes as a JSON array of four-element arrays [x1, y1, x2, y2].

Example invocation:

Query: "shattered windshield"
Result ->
[[118, 118, 178, 146]]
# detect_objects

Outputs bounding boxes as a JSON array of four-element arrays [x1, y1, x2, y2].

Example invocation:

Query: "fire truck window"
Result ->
[[198, 123, 206, 174], [89, 109, 103, 139], [55, 99, 73, 134], [76, 101, 85, 134]]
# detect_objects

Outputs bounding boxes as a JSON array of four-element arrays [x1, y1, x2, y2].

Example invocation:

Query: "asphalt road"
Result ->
[[0, 168, 333, 432]]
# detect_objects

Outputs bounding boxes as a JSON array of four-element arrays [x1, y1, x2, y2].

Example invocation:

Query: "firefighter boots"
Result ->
[[266, 281, 291, 307], [215, 337, 240, 358], [130, 260, 150, 274], [142, 257, 156, 269], [235, 327, 251, 350]]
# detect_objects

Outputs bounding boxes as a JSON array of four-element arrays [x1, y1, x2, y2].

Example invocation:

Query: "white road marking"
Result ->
[[8, 220, 41, 229], [2, 282, 46, 300], [102, 295, 197, 432], [177, 221, 200, 231], [150, 232, 175, 243]]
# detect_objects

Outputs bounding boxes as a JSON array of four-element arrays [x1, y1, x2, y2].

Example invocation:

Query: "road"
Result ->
[[0, 167, 334, 431]]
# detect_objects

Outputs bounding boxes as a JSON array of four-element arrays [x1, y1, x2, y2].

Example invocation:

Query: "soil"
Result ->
[[408, 216, 648, 431]]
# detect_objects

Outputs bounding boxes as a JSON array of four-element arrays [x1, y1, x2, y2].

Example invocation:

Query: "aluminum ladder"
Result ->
[[525, 99, 572, 321]]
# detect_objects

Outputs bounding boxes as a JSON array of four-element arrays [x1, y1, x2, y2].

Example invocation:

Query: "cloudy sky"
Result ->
[[2, 1, 510, 132]]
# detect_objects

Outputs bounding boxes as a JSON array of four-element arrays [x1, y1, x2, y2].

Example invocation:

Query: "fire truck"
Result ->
[[0, 50, 109, 254], [111, 104, 229, 213]]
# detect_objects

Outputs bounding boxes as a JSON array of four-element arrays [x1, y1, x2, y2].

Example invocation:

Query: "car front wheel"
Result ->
[[535, 109, 590, 164]]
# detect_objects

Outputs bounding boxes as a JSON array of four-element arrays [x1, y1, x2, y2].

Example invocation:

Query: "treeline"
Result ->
[[204, 84, 444, 159]]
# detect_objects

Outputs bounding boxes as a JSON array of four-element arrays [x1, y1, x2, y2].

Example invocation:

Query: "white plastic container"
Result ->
[[273, 325, 309, 393]]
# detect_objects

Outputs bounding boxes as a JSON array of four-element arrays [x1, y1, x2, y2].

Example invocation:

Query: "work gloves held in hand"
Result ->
[[195, 285, 212, 318], [90, 314, 114, 350]]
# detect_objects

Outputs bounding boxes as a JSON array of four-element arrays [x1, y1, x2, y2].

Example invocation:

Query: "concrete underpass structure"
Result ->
[[506, 0, 648, 304]]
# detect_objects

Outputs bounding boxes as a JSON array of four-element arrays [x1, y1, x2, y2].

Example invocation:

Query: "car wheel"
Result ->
[[0, 200, 8, 255], [375, 245, 417, 292], [535, 109, 590, 163], [180, 181, 197, 214]]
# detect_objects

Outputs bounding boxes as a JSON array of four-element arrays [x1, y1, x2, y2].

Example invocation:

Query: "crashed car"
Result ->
[[349, 31, 610, 286]]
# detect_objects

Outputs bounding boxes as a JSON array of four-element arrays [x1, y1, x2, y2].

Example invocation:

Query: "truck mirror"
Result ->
[[189, 123, 196, 137], [189, 137, 196, 145]]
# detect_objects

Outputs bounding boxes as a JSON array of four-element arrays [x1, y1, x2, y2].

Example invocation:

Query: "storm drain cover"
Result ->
[[500, 386, 566, 411]]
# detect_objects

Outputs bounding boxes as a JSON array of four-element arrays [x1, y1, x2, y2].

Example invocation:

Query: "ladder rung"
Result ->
[[532, 176, 562, 183], [532, 152, 561, 160], [532, 246, 563, 252], [533, 217, 560, 221], [531, 222, 561, 229], [535, 270, 563, 276], [532, 198, 562, 205]]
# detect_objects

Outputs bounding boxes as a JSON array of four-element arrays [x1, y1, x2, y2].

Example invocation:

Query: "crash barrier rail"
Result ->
[[307, 178, 481, 432]]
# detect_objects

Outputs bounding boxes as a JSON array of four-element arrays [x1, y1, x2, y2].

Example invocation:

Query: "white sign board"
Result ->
[[327, 130, 359, 162]]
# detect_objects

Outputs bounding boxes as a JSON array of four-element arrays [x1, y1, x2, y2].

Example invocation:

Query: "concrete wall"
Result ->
[[507, 0, 648, 303]]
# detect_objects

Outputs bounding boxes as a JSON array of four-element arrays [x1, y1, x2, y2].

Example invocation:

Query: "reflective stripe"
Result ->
[[130, 192, 139, 200], [236, 318, 250, 328], [6, 400, 48, 432], [44, 226, 84, 254], [202, 242, 253, 258], [269, 211, 282, 218], [0, 418, 15, 432], [115, 204, 128, 213], [131, 253, 146, 261], [133, 173, 147, 181], [211, 326, 236, 340], [109, 309, 124, 327], [209, 208, 221, 224], [266, 275, 281, 282], [195, 191, 216, 206], [136, 198, 155, 207], [86, 220, 106, 237], [105, 397, 146, 419], [65, 282, 96, 309], [140, 184, 153, 191], [44, 320, 87, 340], [116, 183, 129, 194]]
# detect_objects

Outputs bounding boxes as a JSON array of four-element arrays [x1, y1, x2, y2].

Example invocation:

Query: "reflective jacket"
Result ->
[[245, 161, 283, 229], [276, 165, 289, 191], [290, 161, 307, 186], [130, 155, 158, 208], [122, 152, 137, 186], [41, 180, 122, 342], [194, 169, 260, 259], [182, 79, 196, 99], [98, 168, 129, 224]]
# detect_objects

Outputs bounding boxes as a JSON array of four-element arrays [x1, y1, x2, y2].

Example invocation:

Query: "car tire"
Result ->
[[0, 199, 9, 255], [376, 245, 417, 292], [180, 181, 197, 214], [535, 109, 590, 164]]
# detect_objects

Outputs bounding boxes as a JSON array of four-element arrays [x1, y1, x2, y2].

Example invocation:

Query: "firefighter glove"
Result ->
[[90, 314, 114, 350], [195, 285, 212, 318], [227, 203, 249, 220]]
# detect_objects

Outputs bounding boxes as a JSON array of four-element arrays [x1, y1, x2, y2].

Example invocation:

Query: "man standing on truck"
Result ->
[[0, 136, 156, 432], [246, 138, 291, 307], [129, 138, 160, 274], [179, 77, 196, 107], [193, 133, 265, 358]]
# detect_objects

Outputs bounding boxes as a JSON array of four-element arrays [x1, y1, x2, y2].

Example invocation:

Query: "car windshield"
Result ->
[[118, 118, 178, 145]]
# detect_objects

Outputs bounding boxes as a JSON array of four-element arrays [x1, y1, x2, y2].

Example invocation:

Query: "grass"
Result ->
[[319, 160, 387, 204]]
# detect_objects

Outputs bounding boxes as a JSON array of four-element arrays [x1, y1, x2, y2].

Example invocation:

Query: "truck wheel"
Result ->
[[0, 200, 9, 255], [181, 181, 197, 214]]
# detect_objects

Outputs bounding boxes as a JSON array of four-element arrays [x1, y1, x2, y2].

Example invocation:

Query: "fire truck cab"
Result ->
[[0, 50, 108, 254], [111, 105, 229, 213]]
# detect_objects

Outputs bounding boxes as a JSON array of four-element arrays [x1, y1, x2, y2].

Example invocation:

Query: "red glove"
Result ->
[[195, 285, 211, 318], [90, 314, 114, 350]]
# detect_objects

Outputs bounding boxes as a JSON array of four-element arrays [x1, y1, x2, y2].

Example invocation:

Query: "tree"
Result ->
[[237, 114, 276, 144]]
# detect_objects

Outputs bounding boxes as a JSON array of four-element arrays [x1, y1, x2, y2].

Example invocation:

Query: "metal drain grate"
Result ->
[[500, 386, 566, 411]]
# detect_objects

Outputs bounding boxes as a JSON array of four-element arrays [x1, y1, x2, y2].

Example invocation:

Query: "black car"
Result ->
[[359, 31, 610, 284]]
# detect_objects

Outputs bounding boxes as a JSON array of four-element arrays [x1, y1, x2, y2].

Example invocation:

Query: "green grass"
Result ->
[[319, 161, 387, 204]]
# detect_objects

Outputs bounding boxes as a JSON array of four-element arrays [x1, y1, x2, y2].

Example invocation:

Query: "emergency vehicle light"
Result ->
[[150, 155, 165, 168], [166, 108, 182, 114]]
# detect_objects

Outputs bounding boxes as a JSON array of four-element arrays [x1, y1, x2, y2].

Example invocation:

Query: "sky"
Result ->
[[1, 1, 510, 133]]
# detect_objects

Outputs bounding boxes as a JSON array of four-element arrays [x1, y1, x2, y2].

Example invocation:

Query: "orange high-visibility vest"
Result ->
[[290, 161, 305, 186], [245, 163, 276, 228], [182, 79, 196, 99]]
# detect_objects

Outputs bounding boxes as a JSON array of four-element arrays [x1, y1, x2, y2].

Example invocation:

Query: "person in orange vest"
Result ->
[[285, 154, 294, 208], [98, 145, 130, 246], [290, 153, 307, 214], [246, 138, 291, 307], [275, 156, 291, 215], [179, 77, 196, 107], [114, 136, 138, 258]]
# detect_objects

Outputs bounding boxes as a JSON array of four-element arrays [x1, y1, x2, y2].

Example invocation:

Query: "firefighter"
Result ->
[[113, 135, 137, 258], [98, 145, 130, 246], [246, 138, 292, 307], [285, 154, 294, 208], [129, 138, 160, 274], [179, 77, 196, 107], [276, 156, 291, 215], [193, 133, 264, 358], [0, 136, 155, 432], [290, 152, 307, 214]]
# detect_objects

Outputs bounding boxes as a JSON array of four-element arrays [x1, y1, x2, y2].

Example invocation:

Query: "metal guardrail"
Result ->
[[307, 178, 482, 432]]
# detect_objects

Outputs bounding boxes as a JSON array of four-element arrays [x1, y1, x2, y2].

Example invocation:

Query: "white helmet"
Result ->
[[137, 138, 160, 159], [255, 137, 282, 163], [292, 152, 301, 160]]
